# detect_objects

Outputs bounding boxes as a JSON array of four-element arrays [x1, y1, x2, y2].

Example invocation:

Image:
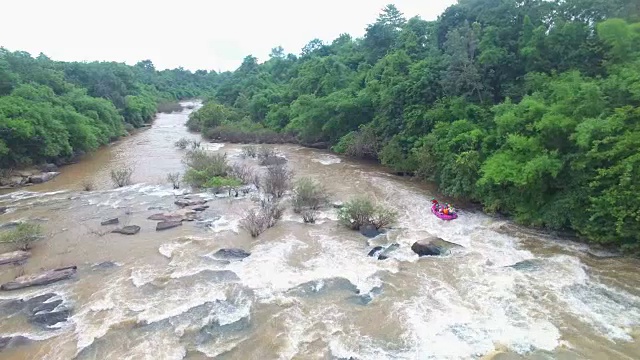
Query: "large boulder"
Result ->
[[0, 250, 31, 265], [212, 248, 251, 260], [112, 225, 141, 235], [411, 237, 462, 257], [156, 221, 182, 231], [174, 198, 207, 207], [29, 172, 60, 184], [1, 266, 77, 291]]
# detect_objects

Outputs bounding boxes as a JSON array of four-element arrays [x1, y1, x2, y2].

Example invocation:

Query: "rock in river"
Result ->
[[1, 266, 77, 291], [0, 206, 7, 215], [100, 217, 119, 226], [212, 248, 251, 260], [148, 208, 196, 222], [156, 221, 182, 231], [175, 198, 207, 207], [112, 225, 141, 235], [0, 250, 31, 265], [29, 172, 60, 184], [0, 335, 30, 351], [411, 236, 462, 256], [359, 224, 381, 238]]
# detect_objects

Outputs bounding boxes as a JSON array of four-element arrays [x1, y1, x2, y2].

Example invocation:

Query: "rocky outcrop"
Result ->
[[174, 198, 207, 207], [40, 163, 58, 172], [156, 221, 182, 231], [29, 172, 60, 184], [0, 292, 72, 330], [0, 250, 31, 265], [212, 248, 251, 260], [1, 266, 77, 291], [112, 225, 141, 235], [411, 237, 462, 257], [148, 208, 196, 222], [100, 218, 119, 226]]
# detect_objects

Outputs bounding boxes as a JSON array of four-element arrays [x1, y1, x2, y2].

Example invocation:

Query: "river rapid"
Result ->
[[0, 100, 639, 360]]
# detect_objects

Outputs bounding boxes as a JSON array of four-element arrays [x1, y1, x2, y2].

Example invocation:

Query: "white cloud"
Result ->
[[0, 0, 456, 71]]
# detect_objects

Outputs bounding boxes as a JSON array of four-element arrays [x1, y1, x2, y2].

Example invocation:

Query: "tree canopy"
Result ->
[[187, 0, 640, 253], [0, 49, 219, 167]]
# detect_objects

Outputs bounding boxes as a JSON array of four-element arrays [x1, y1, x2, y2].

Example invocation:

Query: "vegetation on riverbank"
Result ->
[[0, 49, 219, 169], [187, 1, 640, 252]]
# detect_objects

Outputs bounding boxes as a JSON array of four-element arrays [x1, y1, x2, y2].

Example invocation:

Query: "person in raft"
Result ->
[[431, 199, 455, 215]]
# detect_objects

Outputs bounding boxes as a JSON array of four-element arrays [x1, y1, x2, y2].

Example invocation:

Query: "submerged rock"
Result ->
[[359, 224, 381, 238], [1, 266, 77, 291], [0, 335, 30, 351], [174, 198, 207, 207], [0, 206, 7, 215], [29, 172, 60, 184], [507, 259, 543, 271], [367, 246, 384, 257], [30, 309, 71, 327], [156, 221, 182, 231], [411, 237, 462, 257], [332, 201, 344, 209], [377, 243, 399, 260], [0, 250, 30, 265], [189, 204, 209, 212], [91, 261, 120, 270], [212, 248, 251, 260], [112, 225, 141, 235], [100, 218, 119, 226], [0, 292, 72, 329]]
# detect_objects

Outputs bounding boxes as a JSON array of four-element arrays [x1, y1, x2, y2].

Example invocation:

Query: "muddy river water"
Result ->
[[1, 100, 639, 360]]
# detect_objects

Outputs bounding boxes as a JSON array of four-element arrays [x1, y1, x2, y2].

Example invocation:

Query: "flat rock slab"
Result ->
[[112, 225, 141, 235], [1, 266, 77, 291], [149, 208, 196, 222], [0, 250, 31, 265], [29, 172, 60, 184], [175, 198, 207, 207], [100, 218, 119, 226], [189, 205, 209, 212], [156, 221, 182, 231]]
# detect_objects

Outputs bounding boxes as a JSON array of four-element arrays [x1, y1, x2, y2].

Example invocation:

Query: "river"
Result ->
[[0, 100, 639, 360]]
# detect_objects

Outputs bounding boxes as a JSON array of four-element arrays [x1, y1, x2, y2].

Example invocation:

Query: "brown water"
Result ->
[[1, 100, 639, 360]]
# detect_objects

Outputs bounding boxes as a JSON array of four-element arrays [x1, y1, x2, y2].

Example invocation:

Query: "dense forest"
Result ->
[[186, 0, 640, 252], [0, 50, 218, 168]]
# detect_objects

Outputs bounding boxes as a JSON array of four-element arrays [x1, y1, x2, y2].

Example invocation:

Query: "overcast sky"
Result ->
[[0, 0, 456, 72]]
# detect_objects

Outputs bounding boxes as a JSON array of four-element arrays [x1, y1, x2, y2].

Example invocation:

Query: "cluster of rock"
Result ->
[[0, 164, 60, 188], [366, 236, 463, 261]]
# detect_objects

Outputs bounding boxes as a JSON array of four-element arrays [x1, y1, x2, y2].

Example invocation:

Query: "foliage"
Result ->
[[167, 172, 181, 189], [110, 166, 134, 187], [0, 48, 219, 169], [292, 177, 330, 213], [240, 199, 284, 237], [0, 223, 43, 251], [262, 163, 292, 199], [242, 145, 258, 158], [175, 137, 190, 149], [81, 179, 95, 191], [338, 197, 397, 230], [182, 150, 230, 188]]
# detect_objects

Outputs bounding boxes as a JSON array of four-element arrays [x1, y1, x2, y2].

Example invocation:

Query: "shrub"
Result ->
[[292, 178, 329, 214], [81, 179, 95, 191], [110, 166, 134, 188], [301, 209, 317, 224], [203, 176, 242, 195], [242, 146, 258, 158], [182, 150, 230, 188], [229, 163, 259, 186], [338, 197, 397, 230], [175, 137, 190, 149], [240, 199, 283, 237], [262, 164, 292, 199], [167, 172, 181, 189], [190, 139, 201, 149], [257, 146, 276, 163], [332, 125, 380, 159], [0, 223, 43, 251]]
